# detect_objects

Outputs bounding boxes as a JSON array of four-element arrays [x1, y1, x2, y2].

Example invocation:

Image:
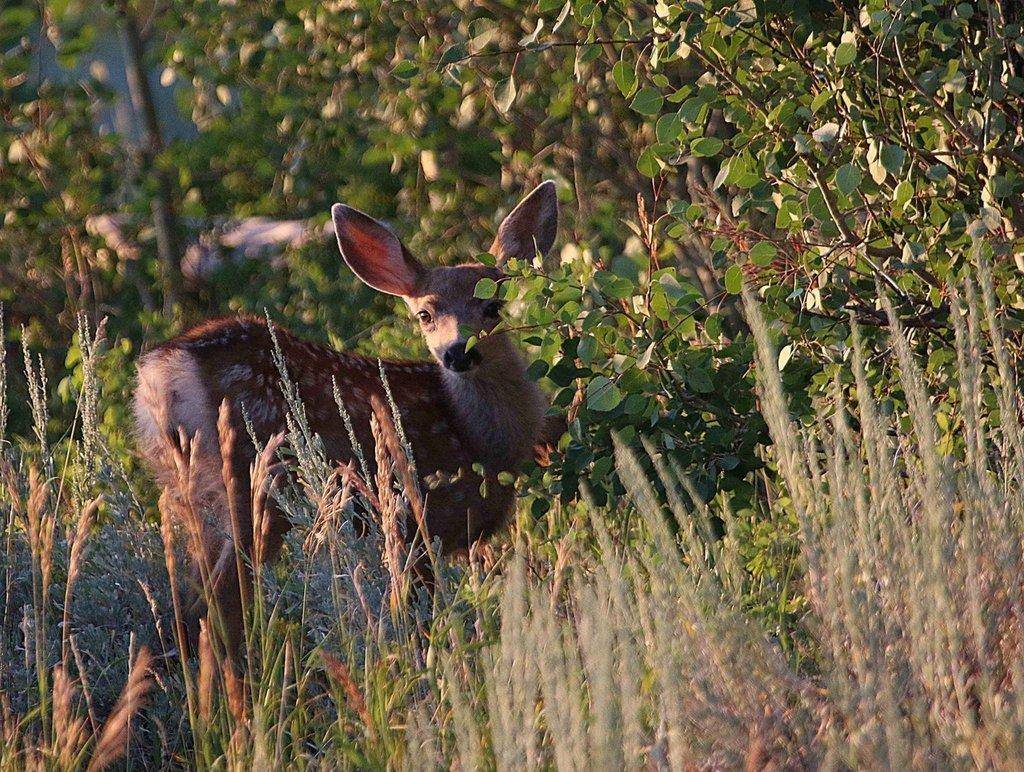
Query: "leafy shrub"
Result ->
[[498, 234, 768, 513], [325, 1, 1002, 546], [5, 2, 1024, 763]]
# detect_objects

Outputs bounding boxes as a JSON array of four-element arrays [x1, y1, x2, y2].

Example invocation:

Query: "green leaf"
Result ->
[[686, 366, 714, 393], [835, 163, 862, 196], [527, 359, 549, 380], [637, 147, 661, 177], [810, 90, 832, 113], [778, 343, 793, 371], [834, 41, 857, 67], [725, 265, 744, 294], [812, 122, 840, 144], [439, 43, 467, 66], [577, 336, 598, 363], [630, 87, 663, 116], [705, 313, 722, 341], [880, 144, 906, 175], [679, 95, 706, 122], [656, 112, 683, 143], [718, 454, 740, 471], [474, 278, 497, 298], [494, 75, 517, 113], [712, 159, 732, 190], [893, 179, 914, 211], [691, 137, 724, 157], [637, 341, 656, 369], [596, 271, 636, 299], [391, 60, 419, 80], [551, 0, 572, 31], [776, 199, 802, 229], [650, 288, 670, 320], [727, 154, 759, 188], [750, 240, 777, 266], [586, 376, 622, 411], [612, 59, 638, 98]]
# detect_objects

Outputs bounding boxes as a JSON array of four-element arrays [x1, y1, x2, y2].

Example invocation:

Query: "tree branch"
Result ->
[[117, 1, 182, 316]]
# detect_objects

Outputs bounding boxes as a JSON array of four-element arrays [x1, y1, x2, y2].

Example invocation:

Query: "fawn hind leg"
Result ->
[[180, 535, 247, 659], [158, 449, 252, 660], [199, 454, 259, 661], [199, 453, 292, 661]]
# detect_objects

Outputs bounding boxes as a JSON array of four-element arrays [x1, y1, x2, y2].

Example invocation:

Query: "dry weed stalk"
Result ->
[[301, 439, 353, 558], [322, 651, 375, 740], [146, 384, 221, 626], [370, 395, 424, 529], [68, 633, 99, 736], [222, 659, 247, 727], [371, 409, 408, 615], [25, 465, 53, 600], [198, 622, 215, 722], [51, 665, 88, 768], [158, 498, 190, 663], [86, 647, 154, 771], [0, 304, 7, 447], [217, 400, 250, 620], [172, 428, 218, 605], [337, 460, 380, 512], [351, 563, 378, 631], [251, 431, 286, 568], [0, 695, 19, 759], [195, 616, 247, 729], [61, 495, 102, 663], [164, 423, 242, 662]]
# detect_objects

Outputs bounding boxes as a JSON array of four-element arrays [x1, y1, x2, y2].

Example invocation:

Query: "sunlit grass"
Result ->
[[2, 257, 1024, 769]]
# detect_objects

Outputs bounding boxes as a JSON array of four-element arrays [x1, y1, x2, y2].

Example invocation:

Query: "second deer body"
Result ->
[[133, 182, 560, 650]]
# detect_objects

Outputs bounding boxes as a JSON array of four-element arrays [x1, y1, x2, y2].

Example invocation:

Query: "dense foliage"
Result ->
[[5, 0, 1023, 493], [2, 0, 1024, 765]]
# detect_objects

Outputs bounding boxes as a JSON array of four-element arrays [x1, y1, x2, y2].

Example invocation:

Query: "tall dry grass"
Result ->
[[0, 258, 1023, 769]]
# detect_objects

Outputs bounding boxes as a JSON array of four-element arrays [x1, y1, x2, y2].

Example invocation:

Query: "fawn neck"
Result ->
[[437, 333, 545, 471]]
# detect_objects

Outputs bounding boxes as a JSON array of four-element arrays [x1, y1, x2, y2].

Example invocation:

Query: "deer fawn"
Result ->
[[134, 181, 560, 652]]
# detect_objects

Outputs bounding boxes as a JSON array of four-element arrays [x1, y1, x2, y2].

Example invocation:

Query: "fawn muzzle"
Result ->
[[442, 341, 481, 373]]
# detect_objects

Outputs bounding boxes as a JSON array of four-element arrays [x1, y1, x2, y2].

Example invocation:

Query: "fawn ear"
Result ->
[[332, 204, 423, 296], [490, 180, 559, 265]]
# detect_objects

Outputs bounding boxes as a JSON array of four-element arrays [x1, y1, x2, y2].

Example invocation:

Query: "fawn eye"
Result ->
[[484, 300, 503, 319], [416, 310, 433, 325]]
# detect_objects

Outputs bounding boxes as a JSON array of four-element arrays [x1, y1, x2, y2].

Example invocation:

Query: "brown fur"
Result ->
[[136, 314, 527, 548], [135, 182, 561, 654]]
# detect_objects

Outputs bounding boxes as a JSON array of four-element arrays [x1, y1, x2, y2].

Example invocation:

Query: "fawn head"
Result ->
[[331, 181, 558, 374]]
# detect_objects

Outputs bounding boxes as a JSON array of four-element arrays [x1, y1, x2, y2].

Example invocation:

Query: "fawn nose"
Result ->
[[442, 341, 481, 373]]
